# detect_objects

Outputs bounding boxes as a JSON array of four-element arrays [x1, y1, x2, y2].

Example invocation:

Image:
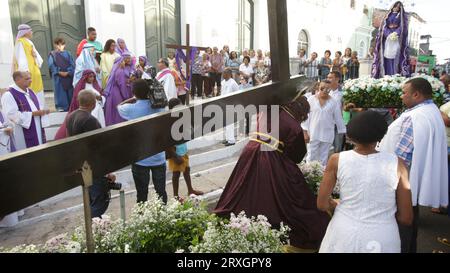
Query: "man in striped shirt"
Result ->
[[305, 52, 320, 81], [380, 78, 448, 253]]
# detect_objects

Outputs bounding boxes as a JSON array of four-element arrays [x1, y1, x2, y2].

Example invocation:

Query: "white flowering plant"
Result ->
[[300, 161, 340, 198], [189, 212, 290, 253], [1, 197, 292, 253], [343, 75, 446, 108], [71, 196, 215, 253], [300, 161, 325, 195], [0, 244, 41, 253]]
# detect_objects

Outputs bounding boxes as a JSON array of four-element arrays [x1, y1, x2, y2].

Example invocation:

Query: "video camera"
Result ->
[[106, 177, 122, 191], [145, 66, 168, 109]]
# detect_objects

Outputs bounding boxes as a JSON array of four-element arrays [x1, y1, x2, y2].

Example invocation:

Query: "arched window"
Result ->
[[297, 29, 309, 55], [358, 40, 366, 58]]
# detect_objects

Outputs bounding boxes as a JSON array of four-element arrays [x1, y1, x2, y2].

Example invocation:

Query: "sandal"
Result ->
[[431, 207, 448, 215], [174, 196, 185, 204], [438, 237, 450, 248], [189, 190, 205, 196]]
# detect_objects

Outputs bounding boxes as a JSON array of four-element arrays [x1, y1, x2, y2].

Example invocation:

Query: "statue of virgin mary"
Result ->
[[372, 1, 411, 78]]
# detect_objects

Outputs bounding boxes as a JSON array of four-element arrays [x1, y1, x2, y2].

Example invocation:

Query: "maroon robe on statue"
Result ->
[[214, 109, 330, 250]]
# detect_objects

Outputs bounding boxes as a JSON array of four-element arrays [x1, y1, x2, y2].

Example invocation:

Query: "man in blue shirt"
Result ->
[[118, 79, 167, 204]]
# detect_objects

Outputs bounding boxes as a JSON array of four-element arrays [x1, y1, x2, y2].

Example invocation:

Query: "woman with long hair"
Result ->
[[100, 39, 120, 88]]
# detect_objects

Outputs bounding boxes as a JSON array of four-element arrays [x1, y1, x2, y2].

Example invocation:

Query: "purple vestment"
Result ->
[[104, 54, 135, 126], [8, 87, 46, 148]]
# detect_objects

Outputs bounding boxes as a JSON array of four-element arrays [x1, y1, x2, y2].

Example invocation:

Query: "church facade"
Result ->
[[1, 0, 384, 89]]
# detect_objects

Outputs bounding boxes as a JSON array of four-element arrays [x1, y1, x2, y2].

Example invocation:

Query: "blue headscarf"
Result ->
[[73, 43, 100, 87]]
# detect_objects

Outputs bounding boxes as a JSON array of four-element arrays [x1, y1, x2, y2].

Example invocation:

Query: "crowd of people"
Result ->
[[298, 47, 371, 82], [1, 21, 449, 255], [0, 24, 274, 227]]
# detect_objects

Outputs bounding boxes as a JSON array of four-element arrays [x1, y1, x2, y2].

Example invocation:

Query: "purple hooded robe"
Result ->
[[372, 1, 411, 78], [104, 54, 135, 126]]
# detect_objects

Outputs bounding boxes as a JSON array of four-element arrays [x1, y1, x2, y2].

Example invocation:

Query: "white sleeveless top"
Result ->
[[319, 151, 401, 253], [336, 150, 399, 224]]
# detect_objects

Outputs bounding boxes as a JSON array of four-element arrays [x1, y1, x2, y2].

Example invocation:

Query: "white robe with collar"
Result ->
[[380, 103, 448, 208], [302, 95, 347, 144], [157, 68, 177, 100], [0, 84, 46, 151]]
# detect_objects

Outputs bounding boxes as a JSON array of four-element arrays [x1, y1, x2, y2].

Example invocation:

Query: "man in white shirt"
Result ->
[[221, 69, 240, 146], [327, 71, 345, 152], [1, 71, 49, 151], [380, 78, 448, 253], [156, 58, 177, 100], [302, 80, 346, 166]]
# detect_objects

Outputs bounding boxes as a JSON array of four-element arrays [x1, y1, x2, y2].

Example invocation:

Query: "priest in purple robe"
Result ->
[[372, 1, 410, 78], [104, 53, 135, 126], [1, 71, 49, 151]]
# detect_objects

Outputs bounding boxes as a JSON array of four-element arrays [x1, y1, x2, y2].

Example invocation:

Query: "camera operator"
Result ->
[[66, 89, 119, 218], [118, 79, 168, 204]]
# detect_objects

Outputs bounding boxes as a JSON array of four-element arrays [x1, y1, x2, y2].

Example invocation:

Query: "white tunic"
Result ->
[[1, 84, 45, 151], [302, 95, 346, 144], [320, 151, 401, 253], [380, 103, 448, 208], [0, 112, 13, 155], [329, 88, 343, 111], [85, 83, 106, 128], [0, 107, 19, 227], [221, 78, 240, 144], [157, 68, 177, 100], [221, 78, 240, 96]]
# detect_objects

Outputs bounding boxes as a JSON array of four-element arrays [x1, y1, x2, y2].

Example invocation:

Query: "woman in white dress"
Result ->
[[317, 111, 413, 253]]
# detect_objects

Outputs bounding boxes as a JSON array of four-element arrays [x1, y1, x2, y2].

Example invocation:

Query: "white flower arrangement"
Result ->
[[343, 75, 445, 108], [190, 212, 290, 253], [2, 197, 292, 253], [0, 244, 41, 253], [388, 32, 399, 42], [300, 161, 340, 198]]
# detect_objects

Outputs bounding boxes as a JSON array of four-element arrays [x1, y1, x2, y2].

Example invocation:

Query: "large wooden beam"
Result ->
[[0, 76, 307, 217], [267, 0, 290, 82]]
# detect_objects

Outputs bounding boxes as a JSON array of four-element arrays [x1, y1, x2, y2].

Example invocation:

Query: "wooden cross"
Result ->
[[1, 0, 303, 221], [166, 24, 209, 105]]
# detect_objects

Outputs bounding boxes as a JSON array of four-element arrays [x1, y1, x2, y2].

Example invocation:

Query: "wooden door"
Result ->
[[9, 0, 53, 90], [144, 0, 181, 64], [47, 0, 86, 60], [9, 0, 86, 91]]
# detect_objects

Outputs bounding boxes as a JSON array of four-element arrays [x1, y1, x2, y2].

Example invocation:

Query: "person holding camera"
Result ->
[[118, 79, 168, 204], [66, 90, 118, 218]]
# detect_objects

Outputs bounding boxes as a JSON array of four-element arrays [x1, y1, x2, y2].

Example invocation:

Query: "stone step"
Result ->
[[11, 127, 249, 224], [28, 133, 248, 210]]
